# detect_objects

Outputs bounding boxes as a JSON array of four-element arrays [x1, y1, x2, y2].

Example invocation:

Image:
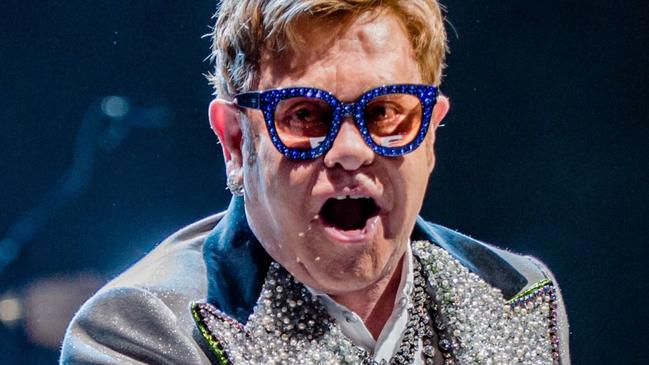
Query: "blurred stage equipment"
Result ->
[[0, 96, 172, 275], [0, 292, 22, 327], [0, 273, 104, 349]]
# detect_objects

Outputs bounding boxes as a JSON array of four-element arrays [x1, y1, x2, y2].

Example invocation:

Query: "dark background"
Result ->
[[1, 1, 647, 363]]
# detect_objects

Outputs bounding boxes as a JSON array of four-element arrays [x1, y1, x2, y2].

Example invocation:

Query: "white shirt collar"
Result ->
[[304, 242, 414, 361]]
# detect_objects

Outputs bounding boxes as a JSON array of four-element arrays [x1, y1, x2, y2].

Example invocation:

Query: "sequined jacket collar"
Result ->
[[203, 197, 528, 324]]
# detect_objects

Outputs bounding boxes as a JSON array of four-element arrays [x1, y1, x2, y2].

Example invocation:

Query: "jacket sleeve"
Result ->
[[60, 286, 211, 365]]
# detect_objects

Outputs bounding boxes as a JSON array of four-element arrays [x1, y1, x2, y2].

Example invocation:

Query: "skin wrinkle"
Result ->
[[259, 10, 415, 97]]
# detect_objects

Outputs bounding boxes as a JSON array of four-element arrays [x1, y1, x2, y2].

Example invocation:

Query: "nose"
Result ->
[[323, 117, 374, 170]]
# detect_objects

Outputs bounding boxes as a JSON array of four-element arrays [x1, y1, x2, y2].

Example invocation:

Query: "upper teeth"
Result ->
[[333, 195, 368, 200]]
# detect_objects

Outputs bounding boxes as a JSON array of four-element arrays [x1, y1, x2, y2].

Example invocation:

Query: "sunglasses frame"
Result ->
[[234, 84, 438, 160]]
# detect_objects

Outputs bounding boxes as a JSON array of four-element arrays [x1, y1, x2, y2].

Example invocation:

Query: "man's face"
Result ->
[[240, 10, 447, 294]]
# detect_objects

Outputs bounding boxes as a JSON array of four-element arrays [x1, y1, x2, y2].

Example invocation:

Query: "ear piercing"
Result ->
[[227, 171, 244, 196]]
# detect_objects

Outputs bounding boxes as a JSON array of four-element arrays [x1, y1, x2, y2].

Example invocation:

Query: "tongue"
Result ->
[[322, 199, 369, 231]]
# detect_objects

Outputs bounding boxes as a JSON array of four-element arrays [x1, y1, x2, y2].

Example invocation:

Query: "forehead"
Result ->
[[258, 10, 422, 100]]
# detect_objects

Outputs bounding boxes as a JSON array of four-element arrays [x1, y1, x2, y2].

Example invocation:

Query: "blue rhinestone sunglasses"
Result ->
[[234, 84, 438, 160]]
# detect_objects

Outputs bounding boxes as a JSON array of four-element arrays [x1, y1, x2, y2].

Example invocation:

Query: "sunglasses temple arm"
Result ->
[[234, 92, 261, 109]]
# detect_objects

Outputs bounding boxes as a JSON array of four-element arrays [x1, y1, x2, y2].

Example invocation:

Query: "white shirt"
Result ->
[[305, 243, 427, 364]]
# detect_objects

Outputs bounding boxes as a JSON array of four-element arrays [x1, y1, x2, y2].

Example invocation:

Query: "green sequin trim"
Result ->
[[191, 302, 231, 365], [507, 279, 553, 304]]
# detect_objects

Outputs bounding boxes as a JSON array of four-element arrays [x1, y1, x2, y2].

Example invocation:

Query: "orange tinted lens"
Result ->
[[274, 97, 332, 150], [364, 94, 422, 148]]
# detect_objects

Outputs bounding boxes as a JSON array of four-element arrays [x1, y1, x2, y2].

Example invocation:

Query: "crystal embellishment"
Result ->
[[192, 241, 561, 364]]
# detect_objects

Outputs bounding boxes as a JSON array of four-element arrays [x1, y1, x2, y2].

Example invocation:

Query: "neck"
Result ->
[[330, 255, 405, 340]]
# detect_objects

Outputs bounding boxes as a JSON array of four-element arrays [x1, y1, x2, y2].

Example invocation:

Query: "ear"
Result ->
[[431, 94, 450, 130], [424, 94, 450, 171], [209, 99, 243, 173]]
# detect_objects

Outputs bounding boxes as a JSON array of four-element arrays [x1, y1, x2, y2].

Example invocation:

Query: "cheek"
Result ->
[[392, 145, 433, 225], [242, 123, 279, 208], [244, 127, 313, 220]]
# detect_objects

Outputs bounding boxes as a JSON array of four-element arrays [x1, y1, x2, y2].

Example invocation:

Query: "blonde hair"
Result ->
[[208, 0, 448, 99]]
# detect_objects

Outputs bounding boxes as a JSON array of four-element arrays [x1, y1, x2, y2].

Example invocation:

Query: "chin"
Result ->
[[297, 235, 398, 290]]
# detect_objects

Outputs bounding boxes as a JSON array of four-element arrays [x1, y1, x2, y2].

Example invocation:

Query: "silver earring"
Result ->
[[226, 172, 244, 196]]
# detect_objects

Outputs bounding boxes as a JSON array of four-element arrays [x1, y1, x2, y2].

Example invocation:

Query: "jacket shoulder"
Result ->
[[60, 286, 211, 364], [60, 214, 224, 364], [102, 213, 222, 303], [413, 218, 554, 299]]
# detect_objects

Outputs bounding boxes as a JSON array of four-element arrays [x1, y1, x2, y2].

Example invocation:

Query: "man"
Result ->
[[61, 1, 570, 364]]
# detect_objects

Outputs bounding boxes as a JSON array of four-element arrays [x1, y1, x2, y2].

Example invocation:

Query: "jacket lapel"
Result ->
[[412, 217, 528, 299], [203, 197, 271, 323], [413, 241, 559, 364]]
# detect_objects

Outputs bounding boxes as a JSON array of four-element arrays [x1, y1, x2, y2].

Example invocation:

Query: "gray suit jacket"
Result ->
[[60, 197, 570, 364]]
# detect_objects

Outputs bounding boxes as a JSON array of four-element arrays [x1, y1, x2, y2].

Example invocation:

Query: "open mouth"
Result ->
[[319, 195, 381, 231]]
